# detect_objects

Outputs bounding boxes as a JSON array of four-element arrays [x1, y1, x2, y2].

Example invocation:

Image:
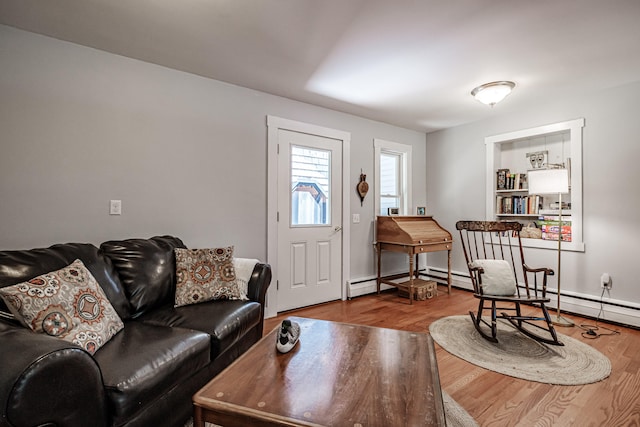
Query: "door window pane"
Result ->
[[291, 145, 330, 226]]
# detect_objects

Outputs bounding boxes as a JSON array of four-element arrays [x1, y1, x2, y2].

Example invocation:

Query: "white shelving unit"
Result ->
[[485, 119, 585, 252]]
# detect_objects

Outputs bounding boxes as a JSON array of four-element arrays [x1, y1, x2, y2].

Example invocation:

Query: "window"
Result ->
[[290, 145, 330, 225], [374, 139, 412, 216]]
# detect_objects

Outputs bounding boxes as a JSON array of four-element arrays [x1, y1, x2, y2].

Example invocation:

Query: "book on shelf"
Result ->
[[550, 201, 571, 210], [540, 223, 572, 234], [497, 169, 509, 190], [496, 195, 542, 215], [537, 216, 572, 242], [538, 216, 571, 224], [542, 232, 572, 242]]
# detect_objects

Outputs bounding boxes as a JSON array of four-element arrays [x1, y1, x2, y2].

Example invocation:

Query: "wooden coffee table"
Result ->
[[193, 317, 446, 426]]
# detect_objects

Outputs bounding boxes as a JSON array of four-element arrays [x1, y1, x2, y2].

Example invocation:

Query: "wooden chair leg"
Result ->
[[469, 298, 499, 343], [491, 300, 498, 340], [540, 304, 562, 345], [515, 302, 523, 328]]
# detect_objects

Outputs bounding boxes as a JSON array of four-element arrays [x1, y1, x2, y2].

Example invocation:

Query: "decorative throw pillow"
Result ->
[[0, 259, 124, 354], [174, 246, 247, 307], [469, 259, 517, 296]]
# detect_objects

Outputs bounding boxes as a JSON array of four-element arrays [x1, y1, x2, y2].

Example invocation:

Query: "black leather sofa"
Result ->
[[0, 236, 272, 427]]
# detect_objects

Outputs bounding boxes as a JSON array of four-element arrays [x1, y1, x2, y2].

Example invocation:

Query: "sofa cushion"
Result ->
[[138, 300, 261, 358], [100, 236, 186, 318], [0, 259, 124, 354], [0, 243, 131, 320], [93, 321, 209, 424], [174, 247, 247, 307]]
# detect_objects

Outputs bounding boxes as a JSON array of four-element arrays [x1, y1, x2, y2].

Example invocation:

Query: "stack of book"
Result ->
[[538, 212, 572, 242], [496, 195, 543, 215]]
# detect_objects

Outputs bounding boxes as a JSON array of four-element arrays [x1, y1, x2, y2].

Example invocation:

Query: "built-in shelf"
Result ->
[[485, 119, 585, 252], [496, 214, 540, 218], [496, 189, 529, 194]]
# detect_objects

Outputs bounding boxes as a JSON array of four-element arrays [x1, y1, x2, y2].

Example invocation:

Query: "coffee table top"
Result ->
[[193, 317, 445, 426]]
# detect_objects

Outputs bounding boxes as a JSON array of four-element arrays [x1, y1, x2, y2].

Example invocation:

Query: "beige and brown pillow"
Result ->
[[174, 246, 247, 307], [0, 259, 124, 354]]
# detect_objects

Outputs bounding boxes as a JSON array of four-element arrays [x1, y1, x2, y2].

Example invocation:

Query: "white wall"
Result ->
[[426, 81, 640, 326], [0, 26, 425, 294]]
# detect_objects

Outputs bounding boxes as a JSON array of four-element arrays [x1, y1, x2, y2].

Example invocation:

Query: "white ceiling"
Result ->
[[2, 0, 640, 132]]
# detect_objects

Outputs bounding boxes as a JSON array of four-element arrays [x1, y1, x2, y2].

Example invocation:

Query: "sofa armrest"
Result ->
[[0, 322, 108, 427], [246, 263, 272, 334], [246, 263, 272, 304]]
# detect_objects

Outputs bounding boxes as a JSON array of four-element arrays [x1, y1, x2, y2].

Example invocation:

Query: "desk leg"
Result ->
[[376, 243, 381, 294], [408, 253, 414, 305], [447, 249, 452, 294]]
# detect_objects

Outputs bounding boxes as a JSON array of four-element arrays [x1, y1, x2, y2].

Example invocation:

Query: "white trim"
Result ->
[[374, 138, 412, 216], [347, 277, 395, 299], [428, 266, 640, 328], [266, 116, 351, 318]]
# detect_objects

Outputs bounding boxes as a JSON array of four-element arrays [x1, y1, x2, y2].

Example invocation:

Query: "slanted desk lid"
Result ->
[[376, 216, 452, 245]]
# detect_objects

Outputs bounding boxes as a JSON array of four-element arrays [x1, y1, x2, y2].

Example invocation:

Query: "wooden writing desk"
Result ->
[[376, 216, 452, 304]]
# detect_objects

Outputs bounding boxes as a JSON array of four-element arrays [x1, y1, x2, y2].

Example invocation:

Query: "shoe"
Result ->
[[276, 319, 300, 353]]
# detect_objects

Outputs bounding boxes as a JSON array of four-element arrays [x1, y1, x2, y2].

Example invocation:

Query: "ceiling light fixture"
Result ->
[[471, 81, 516, 106]]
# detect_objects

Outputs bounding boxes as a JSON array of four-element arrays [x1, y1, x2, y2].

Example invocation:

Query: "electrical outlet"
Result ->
[[600, 273, 612, 289], [352, 214, 360, 224]]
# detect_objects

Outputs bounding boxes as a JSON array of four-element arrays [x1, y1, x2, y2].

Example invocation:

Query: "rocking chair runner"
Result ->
[[456, 220, 563, 346]]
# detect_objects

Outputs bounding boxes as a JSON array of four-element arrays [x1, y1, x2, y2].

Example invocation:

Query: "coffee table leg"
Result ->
[[193, 406, 205, 427]]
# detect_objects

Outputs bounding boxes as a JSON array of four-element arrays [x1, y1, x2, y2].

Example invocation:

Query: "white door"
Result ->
[[277, 129, 342, 311]]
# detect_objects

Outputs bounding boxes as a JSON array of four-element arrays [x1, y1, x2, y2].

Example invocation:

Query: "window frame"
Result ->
[[374, 139, 412, 216]]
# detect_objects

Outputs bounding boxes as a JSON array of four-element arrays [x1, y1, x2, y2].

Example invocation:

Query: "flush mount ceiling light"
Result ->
[[471, 81, 516, 106]]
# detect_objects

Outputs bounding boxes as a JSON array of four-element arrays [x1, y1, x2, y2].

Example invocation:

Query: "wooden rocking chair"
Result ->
[[456, 220, 563, 346]]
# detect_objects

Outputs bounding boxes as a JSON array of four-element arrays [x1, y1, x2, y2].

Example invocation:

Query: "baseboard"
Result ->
[[347, 277, 394, 298], [347, 268, 470, 298], [427, 266, 640, 329]]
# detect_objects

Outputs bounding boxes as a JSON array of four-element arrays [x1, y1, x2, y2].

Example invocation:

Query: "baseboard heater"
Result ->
[[427, 266, 640, 330]]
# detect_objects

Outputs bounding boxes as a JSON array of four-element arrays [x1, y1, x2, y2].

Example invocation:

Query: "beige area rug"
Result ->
[[430, 315, 611, 385], [185, 391, 478, 427]]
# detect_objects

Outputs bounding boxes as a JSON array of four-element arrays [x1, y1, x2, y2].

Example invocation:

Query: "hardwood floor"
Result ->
[[264, 287, 640, 427]]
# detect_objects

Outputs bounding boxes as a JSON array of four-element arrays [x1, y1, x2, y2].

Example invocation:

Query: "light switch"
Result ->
[[110, 200, 122, 215], [352, 213, 360, 224]]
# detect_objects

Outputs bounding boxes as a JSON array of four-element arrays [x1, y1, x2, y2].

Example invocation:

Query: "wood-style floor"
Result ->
[[264, 286, 640, 427]]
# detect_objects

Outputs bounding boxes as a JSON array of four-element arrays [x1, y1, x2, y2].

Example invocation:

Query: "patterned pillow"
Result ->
[[174, 247, 247, 307], [0, 259, 124, 354]]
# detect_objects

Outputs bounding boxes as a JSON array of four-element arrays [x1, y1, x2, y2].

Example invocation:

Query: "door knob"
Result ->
[[334, 225, 343, 232]]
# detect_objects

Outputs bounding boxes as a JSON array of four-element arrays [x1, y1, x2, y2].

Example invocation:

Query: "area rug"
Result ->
[[185, 392, 478, 427], [429, 315, 611, 385], [442, 390, 479, 427]]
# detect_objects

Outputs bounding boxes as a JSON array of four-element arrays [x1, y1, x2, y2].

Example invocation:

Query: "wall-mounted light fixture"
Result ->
[[471, 81, 515, 106]]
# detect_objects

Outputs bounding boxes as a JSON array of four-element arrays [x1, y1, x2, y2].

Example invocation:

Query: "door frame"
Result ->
[[266, 116, 351, 318]]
